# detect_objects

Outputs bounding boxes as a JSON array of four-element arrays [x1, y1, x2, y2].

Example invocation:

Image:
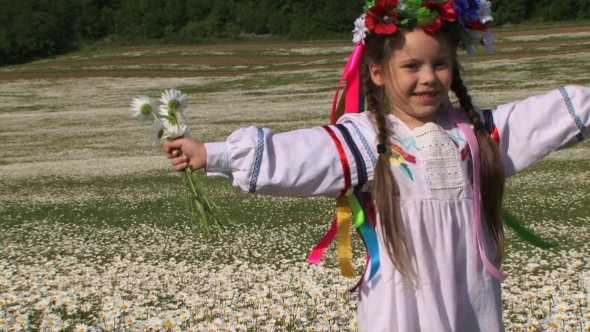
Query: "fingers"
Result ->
[[169, 154, 189, 171], [163, 138, 203, 171], [163, 139, 184, 157]]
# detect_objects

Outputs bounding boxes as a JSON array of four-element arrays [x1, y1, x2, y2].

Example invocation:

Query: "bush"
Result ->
[[180, 19, 218, 42]]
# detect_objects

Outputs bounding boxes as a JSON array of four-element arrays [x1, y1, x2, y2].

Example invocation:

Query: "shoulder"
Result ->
[[336, 112, 377, 134]]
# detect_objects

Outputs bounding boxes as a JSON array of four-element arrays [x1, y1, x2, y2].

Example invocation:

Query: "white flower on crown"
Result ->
[[478, 0, 493, 23], [352, 14, 368, 45]]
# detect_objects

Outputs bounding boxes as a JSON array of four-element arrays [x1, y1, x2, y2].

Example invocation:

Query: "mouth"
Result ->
[[413, 91, 438, 98]]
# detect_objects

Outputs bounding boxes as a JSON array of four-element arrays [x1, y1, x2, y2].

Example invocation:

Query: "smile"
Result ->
[[413, 92, 438, 97]]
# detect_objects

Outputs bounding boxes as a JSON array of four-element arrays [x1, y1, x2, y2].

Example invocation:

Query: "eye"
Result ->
[[403, 63, 419, 70], [435, 61, 450, 68]]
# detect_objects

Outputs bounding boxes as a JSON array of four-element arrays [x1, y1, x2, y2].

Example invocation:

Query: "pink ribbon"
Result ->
[[307, 217, 338, 264], [330, 44, 365, 124], [444, 98, 507, 281]]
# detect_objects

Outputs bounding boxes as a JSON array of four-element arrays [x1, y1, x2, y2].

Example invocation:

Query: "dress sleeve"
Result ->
[[203, 113, 377, 198], [492, 85, 590, 177]]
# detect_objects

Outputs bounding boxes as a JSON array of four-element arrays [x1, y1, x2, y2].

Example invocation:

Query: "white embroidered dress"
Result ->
[[204, 86, 590, 331]]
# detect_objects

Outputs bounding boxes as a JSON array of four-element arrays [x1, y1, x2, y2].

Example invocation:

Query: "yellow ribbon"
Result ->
[[336, 196, 355, 277]]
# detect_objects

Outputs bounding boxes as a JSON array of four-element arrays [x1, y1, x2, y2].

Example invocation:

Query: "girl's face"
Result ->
[[369, 29, 454, 129]]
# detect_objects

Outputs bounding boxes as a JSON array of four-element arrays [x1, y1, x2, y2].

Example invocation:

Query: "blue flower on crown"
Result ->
[[452, 0, 481, 26]]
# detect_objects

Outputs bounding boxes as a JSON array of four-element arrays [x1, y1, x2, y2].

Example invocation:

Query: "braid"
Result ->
[[451, 65, 506, 265], [362, 60, 413, 278]]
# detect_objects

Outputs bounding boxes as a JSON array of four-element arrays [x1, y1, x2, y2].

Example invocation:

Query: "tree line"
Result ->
[[1, 0, 589, 66]]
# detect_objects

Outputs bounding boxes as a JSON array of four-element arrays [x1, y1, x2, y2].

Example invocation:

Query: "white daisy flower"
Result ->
[[478, 0, 493, 23], [160, 89, 189, 115], [130, 96, 159, 121], [34, 299, 50, 310], [553, 302, 569, 313], [176, 292, 188, 302], [149, 317, 163, 329], [551, 312, 568, 321], [161, 119, 189, 141], [74, 324, 91, 332], [272, 305, 284, 318], [58, 320, 69, 331], [352, 14, 368, 45], [163, 316, 177, 329], [5, 294, 16, 304], [118, 300, 131, 313], [150, 119, 165, 146]]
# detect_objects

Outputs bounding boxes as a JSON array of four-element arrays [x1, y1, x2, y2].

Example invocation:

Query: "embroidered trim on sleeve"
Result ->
[[322, 126, 352, 197], [336, 124, 367, 192], [350, 122, 378, 166], [559, 87, 585, 142], [248, 127, 265, 193]]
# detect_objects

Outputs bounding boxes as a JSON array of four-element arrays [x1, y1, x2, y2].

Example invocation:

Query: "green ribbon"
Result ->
[[502, 210, 556, 248]]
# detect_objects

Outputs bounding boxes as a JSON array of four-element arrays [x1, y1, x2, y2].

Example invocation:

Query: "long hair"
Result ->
[[361, 28, 506, 277], [361, 33, 413, 278], [450, 62, 506, 265]]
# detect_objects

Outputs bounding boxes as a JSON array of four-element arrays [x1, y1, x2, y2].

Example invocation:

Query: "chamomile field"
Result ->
[[0, 23, 590, 332]]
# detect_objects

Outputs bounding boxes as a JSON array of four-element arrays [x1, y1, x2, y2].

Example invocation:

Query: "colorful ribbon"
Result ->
[[308, 44, 382, 287], [307, 218, 338, 264], [336, 196, 355, 277], [308, 193, 381, 284], [330, 44, 365, 124], [350, 193, 380, 281]]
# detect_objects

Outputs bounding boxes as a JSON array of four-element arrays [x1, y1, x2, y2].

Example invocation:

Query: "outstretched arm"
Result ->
[[492, 85, 590, 177], [166, 113, 377, 198]]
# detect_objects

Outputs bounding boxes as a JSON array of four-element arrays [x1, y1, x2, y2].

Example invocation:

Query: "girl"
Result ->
[[164, 0, 590, 330]]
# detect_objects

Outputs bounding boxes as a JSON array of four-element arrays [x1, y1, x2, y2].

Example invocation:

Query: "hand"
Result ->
[[163, 138, 207, 171]]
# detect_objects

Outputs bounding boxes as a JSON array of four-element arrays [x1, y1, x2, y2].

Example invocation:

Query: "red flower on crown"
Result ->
[[365, 0, 400, 35], [422, 1, 457, 34], [466, 20, 488, 31]]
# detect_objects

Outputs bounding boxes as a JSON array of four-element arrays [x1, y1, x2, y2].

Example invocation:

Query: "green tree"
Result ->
[[164, 0, 187, 32], [235, 1, 268, 34], [73, 0, 114, 39], [185, 0, 215, 21], [492, 0, 533, 24]]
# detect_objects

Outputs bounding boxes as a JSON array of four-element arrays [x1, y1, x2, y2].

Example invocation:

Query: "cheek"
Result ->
[[439, 69, 453, 88], [392, 73, 417, 92]]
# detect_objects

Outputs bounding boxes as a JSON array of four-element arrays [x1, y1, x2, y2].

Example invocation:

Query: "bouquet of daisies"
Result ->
[[130, 89, 220, 236]]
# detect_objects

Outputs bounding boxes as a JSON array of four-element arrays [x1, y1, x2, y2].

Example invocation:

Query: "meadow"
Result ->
[[1, 23, 590, 331]]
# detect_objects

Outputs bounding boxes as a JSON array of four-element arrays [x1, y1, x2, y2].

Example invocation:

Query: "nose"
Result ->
[[420, 66, 438, 86]]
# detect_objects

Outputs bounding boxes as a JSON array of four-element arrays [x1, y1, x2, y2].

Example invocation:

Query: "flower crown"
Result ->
[[352, 0, 494, 54]]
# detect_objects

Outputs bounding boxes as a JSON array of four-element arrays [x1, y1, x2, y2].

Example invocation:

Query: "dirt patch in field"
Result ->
[[0, 64, 345, 81], [20, 54, 346, 69], [106, 42, 350, 53], [492, 25, 590, 38], [1, 25, 588, 81]]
